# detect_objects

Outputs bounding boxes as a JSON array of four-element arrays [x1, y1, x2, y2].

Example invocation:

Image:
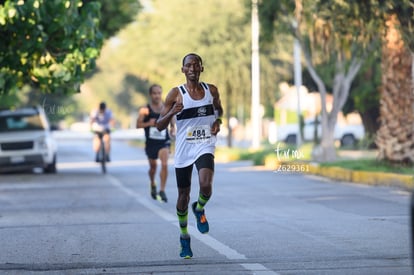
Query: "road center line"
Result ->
[[106, 174, 278, 274]]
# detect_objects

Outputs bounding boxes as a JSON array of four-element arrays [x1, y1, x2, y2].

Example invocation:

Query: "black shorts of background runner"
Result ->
[[145, 142, 171, 159]]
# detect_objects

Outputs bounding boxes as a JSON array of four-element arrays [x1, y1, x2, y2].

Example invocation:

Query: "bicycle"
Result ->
[[96, 132, 106, 174], [92, 123, 108, 174]]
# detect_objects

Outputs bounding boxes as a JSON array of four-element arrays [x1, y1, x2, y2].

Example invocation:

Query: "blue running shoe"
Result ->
[[150, 184, 157, 200], [159, 190, 168, 202], [192, 202, 209, 234], [179, 237, 193, 259]]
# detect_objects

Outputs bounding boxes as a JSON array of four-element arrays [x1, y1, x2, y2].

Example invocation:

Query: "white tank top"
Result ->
[[174, 82, 216, 168]]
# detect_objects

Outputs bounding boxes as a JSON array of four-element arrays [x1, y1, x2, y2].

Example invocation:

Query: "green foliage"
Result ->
[[256, 0, 385, 79], [253, 0, 295, 47], [254, 0, 410, 149], [95, 0, 142, 38], [345, 47, 381, 114], [218, 144, 413, 175], [301, 1, 382, 74], [217, 142, 314, 166], [217, 146, 275, 165], [320, 159, 414, 174], [0, 0, 103, 96], [215, 146, 251, 162], [256, 0, 381, 60], [84, 0, 290, 127]]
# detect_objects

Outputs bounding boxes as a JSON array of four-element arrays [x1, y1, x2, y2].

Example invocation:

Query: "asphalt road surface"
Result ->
[[0, 136, 412, 274]]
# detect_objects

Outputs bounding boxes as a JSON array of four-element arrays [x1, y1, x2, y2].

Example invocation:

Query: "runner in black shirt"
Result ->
[[137, 84, 175, 202]]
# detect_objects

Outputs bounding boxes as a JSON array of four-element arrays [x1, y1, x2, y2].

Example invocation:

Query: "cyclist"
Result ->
[[90, 102, 115, 162]]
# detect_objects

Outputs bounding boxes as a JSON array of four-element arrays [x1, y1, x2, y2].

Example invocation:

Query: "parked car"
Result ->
[[0, 106, 57, 173], [276, 118, 365, 147]]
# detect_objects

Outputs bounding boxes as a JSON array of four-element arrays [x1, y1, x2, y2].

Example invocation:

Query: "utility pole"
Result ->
[[294, 38, 302, 147], [251, 0, 261, 149], [294, 0, 303, 147]]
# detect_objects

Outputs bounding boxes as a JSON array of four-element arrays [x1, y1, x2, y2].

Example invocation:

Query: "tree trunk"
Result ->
[[376, 15, 414, 164], [359, 107, 380, 148], [360, 108, 380, 137], [312, 115, 337, 161], [307, 59, 361, 162]]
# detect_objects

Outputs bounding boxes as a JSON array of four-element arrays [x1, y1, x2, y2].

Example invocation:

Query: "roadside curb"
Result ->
[[264, 157, 414, 190], [306, 162, 414, 190]]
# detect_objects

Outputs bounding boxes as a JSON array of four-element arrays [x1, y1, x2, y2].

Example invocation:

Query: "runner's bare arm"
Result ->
[[209, 84, 224, 135], [210, 84, 223, 118], [156, 88, 183, 131], [136, 107, 152, 128]]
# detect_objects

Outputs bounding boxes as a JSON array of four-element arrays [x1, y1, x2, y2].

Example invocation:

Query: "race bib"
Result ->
[[185, 125, 211, 143], [149, 126, 167, 140]]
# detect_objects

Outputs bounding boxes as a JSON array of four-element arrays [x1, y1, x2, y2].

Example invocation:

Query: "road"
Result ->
[[0, 135, 412, 274]]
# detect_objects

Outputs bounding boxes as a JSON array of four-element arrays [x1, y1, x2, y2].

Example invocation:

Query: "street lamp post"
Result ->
[[294, 38, 302, 147], [251, 0, 261, 149]]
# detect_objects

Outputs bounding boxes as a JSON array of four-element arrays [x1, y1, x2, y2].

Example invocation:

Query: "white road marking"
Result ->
[[241, 264, 281, 275], [105, 174, 279, 275], [57, 159, 150, 169]]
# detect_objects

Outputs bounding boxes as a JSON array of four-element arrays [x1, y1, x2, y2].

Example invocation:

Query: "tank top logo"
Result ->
[[197, 106, 207, 117]]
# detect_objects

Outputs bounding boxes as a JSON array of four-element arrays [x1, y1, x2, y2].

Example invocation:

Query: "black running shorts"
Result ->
[[175, 153, 215, 188], [145, 143, 170, 159]]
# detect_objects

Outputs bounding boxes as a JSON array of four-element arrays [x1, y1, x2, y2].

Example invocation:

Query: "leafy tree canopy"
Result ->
[[83, 0, 289, 126], [90, 0, 142, 39], [0, 0, 103, 96], [0, 0, 142, 100]]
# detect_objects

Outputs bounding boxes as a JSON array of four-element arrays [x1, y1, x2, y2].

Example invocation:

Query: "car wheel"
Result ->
[[44, 154, 57, 174], [341, 134, 356, 147], [285, 134, 297, 145]]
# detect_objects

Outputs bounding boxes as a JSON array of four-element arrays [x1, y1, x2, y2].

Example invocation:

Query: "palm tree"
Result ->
[[376, 13, 414, 164]]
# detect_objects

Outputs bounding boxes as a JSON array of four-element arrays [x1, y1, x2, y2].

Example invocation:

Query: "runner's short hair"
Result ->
[[99, 102, 106, 110], [149, 84, 161, 94], [182, 53, 203, 66]]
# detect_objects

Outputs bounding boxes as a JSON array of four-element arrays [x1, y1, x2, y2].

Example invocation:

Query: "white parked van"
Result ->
[[275, 118, 365, 147], [0, 106, 57, 173]]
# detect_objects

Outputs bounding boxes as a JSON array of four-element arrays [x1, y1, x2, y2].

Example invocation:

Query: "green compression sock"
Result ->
[[177, 208, 189, 238], [196, 193, 210, 211]]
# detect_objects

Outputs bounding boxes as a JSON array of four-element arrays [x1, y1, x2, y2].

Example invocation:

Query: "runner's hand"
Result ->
[[171, 95, 184, 115], [211, 120, 221, 135], [149, 118, 157, 126]]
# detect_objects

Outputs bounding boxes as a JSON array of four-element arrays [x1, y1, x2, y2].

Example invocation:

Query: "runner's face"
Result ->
[[150, 86, 162, 104], [182, 56, 203, 81]]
